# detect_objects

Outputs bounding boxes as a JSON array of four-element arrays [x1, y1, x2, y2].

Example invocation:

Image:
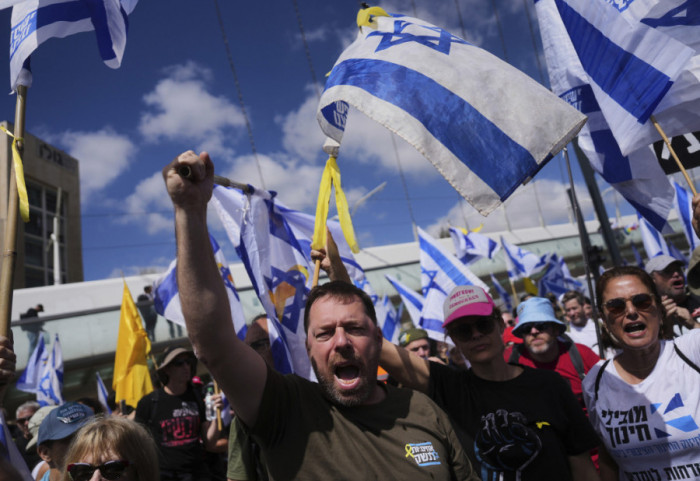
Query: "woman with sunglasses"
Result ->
[[62, 416, 158, 481], [380, 285, 600, 480], [582, 266, 700, 480]]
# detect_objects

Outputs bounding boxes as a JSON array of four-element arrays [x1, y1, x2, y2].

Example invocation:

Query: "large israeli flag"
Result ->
[[36, 334, 63, 406], [318, 11, 586, 216], [449, 227, 500, 265], [536, 0, 676, 233], [15, 334, 46, 392], [153, 234, 248, 342], [10, 0, 139, 90], [500, 237, 547, 281], [385, 274, 422, 328], [418, 227, 487, 341], [674, 181, 700, 252]]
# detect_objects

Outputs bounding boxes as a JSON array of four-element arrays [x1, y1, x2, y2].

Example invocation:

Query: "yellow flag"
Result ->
[[113, 282, 153, 407], [523, 277, 539, 296]]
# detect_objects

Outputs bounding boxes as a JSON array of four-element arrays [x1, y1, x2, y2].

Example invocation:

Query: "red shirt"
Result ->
[[502, 326, 523, 345], [503, 340, 599, 403]]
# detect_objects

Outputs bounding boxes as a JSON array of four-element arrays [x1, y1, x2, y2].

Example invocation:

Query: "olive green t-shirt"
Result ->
[[248, 367, 477, 480]]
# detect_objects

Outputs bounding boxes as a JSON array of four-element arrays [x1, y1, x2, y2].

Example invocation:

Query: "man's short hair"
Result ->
[[16, 400, 40, 418], [304, 281, 377, 333], [562, 290, 584, 306]]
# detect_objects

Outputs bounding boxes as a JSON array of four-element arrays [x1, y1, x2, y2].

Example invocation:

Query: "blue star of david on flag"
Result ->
[[368, 18, 469, 54]]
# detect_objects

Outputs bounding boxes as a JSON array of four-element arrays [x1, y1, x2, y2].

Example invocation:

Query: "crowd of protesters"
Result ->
[[0, 150, 697, 480]]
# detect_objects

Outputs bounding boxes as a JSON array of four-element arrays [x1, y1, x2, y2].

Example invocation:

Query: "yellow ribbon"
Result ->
[[356, 6, 390, 28], [311, 156, 359, 254], [405, 444, 415, 458], [0, 125, 29, 222]]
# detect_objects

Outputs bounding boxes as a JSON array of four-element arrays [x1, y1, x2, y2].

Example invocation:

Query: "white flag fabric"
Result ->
[[318, 11, 586, 216], [536, 0, 676, 233], [418, 227, 487, 341], [449, 227, 500, 265], [10, 0, 139, 90], [36, 334, 63, 406], [537, 253, 583, 297], [638, 213, 674, 260], [674, 181, 700, 252], [544, 0, 695, 156], [489, 273, 513, 312], [375, 295, 400, 345], [500, 237, 547, 281], [153, 234, 248, 341], [385, 274, 422, 328], [15, 334, 46, 392], [0, 411, 33, 481]]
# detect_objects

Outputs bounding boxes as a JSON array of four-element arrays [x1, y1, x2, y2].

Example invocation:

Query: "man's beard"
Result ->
[[311, 354, 375, 407]]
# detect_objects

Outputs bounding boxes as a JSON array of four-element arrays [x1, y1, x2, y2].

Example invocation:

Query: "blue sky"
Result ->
[[0, 0, 643, 281]]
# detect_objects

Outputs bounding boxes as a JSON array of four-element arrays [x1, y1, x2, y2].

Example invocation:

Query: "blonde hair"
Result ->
[[62, 416, 158, 481]]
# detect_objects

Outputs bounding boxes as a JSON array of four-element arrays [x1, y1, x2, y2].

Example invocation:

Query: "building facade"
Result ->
[[0, 121, 83, 287]]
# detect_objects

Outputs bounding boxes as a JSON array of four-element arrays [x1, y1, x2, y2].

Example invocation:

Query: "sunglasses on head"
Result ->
[[449, 317, 496, 341], [67, 460, 130, 481], [604, 293, 654, 315]]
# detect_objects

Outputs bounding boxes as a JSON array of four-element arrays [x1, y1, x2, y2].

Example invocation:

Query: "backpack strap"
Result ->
[[561, 334, 586, 381], [594, 359, 611, 402], [508, 344, 522, 364], [674, 343, 700, 375]]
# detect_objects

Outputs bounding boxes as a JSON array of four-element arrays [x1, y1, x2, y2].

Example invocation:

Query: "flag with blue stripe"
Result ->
[[318, 11, 586, 216], [500, 237, 547, 281], [535, 0, 675, 234], [153, 234, 248, 341], [95, 372, 112, 415], [0, 410, 33, 480], [374, 295, 400, 345], [630, 243, 644, 268], [36, 334, 63, 406], [537, 253, 583, 297], [545, 0, 694, 156], [15, 334, 46, 393], [489, 273, 512, 312], [449, 227, 500, 265], [674, 181, 700, 252], [638, 213, 678, 261], [385, 274, 422, 328], [10, 0, 139, 90], [418, 227, 487, 341]]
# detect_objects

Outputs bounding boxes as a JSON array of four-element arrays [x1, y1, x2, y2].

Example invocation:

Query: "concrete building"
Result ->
[[0, 121, 83, 288]]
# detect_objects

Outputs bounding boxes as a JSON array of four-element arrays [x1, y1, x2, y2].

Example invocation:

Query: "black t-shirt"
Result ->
[[428, 362, 599, 480], [134, 386, 207, 472]]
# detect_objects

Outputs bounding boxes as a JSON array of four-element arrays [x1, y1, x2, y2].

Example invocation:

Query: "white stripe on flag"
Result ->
[[385, 275, 422, 328]]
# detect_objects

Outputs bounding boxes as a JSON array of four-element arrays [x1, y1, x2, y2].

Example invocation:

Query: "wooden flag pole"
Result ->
[[0, 86, 28, 338], [213, 380, 223, 431], [508, 278, 518, 307], [651, 115, 697, 196]]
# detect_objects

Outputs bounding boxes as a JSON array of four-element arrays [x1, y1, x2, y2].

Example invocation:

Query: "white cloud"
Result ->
[[295, 25, 329, 43], [119, 172, 174, 235], [58, 128, 136, 202], [276, 85, 326, 160], [138, 61, 245, 159], [425, 178, 594, 235]]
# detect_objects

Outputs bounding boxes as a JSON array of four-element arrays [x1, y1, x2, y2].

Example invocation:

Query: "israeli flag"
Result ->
[[15, 334, 47, 393], [375, 295, 400, 345], [500, 237, 547, 281], [153, 234, 248, 341], [674, 182, 700, 252], [449, 227, 500, 265], [318, 11, 586, 216], [638, 213, 674, 260], [385, 274, 422, 328], [489, 273, 513, 312], [0, 411, 33, 480], [95, 372, 112, 415], [10, 0, 139, 90], [537, 254, 583, 297], [535, 0, 675, 233], [418, 227, 487, 341], [36, 334, 63, 406], [630, 243, 645, 268], [266, 317, 293, 377]]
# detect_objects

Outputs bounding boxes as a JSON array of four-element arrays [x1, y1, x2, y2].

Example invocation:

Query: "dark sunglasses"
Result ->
[[171, 358, 194, 367], [67, 460, 130, 481], [449, 317, 496, 341], [16, 416, 31, 424], [517, 322, 556, 337], [604, 293, 654, 315]]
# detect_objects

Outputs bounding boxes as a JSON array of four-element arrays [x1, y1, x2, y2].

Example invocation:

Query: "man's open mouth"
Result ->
[[335, 364, 361, 387]]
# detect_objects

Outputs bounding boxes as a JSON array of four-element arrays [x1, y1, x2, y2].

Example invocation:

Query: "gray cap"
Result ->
[[645, 255, 683, 274]]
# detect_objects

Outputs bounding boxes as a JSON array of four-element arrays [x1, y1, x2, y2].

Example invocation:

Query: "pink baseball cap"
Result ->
[[442, 285, 495, 327]]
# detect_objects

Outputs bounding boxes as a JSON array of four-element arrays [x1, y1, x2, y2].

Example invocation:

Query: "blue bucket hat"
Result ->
[[37, 402, 94, 446], [513, 297, 566, 338]]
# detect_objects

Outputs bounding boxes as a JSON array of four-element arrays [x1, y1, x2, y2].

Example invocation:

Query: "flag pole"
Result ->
[[650, 115, 697, 196], [213, 380, 223, 431], [176, 165, 253, 194], [563, 146, 605, 359], [0, 86, 28, 338], [508, 279, 518, 306]]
